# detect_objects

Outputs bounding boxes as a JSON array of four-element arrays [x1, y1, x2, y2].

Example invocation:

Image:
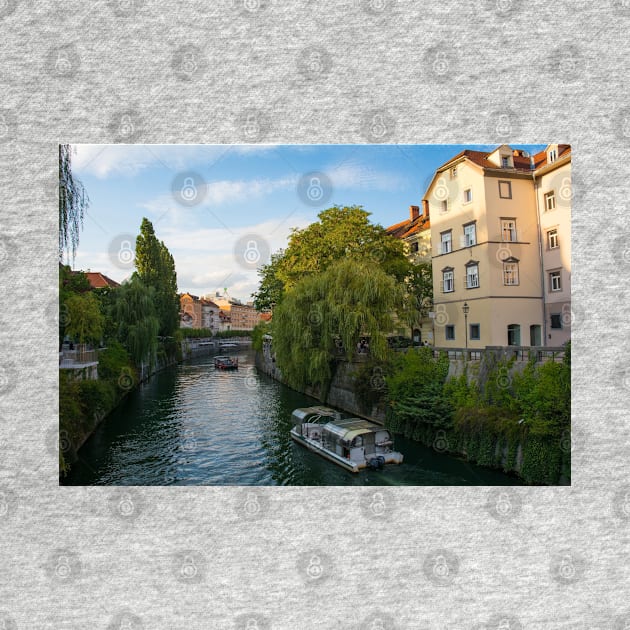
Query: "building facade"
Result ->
[[230, 303, 262, 331], [535, 144, 572, 345], [425, 144, 571, 348], [180, 293, 221, 331]]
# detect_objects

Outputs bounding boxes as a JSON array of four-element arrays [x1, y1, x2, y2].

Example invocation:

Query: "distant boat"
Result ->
[[219, 342, 239, 349], [290, 406, 403, 473], [214, 356, 238, 370]]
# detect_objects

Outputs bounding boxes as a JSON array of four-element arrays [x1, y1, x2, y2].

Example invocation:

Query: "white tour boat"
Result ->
[[290, 406, 404, 473]]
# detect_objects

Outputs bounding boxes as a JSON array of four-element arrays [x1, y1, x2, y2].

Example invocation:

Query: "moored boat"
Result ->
[[214, 355, 238, 370], [290, 406, 403, 473]]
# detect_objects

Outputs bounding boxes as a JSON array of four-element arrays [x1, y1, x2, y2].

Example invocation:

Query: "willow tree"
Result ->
[[272, 258, 406, 394], [59, 144, 90, 261], [252, 205, 410, 310], [113, 274, 160, 367]]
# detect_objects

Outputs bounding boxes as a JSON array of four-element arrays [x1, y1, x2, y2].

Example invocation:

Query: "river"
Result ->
[[62, 348, 523, 486]]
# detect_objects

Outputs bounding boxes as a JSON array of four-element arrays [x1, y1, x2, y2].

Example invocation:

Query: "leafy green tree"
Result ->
[[272, 258, 406, 393], [64, 292, 104, 345], [405, 261, 433, 317], [59, 264, 91, 348], [135, 218, 179, 337], [112, 274, 160, 365], [253, 206, 410, 310], [252, 250, 286, 312], [59, 145, 90, 261]]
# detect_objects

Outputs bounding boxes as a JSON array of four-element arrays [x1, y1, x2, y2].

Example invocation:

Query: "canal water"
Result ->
[[63, 349, 523, 486]]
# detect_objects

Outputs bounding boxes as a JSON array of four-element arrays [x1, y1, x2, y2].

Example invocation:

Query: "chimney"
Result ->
[[422, 199, 430, 218], [410, 205, 420, 221]]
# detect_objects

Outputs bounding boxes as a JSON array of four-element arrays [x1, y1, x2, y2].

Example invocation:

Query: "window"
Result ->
[[463, 222, 476, 247], [547, 228, 559, 249], [442, 269, 454, 293], [450, 167, 457, 178], [441, 199, 448, 213], [463, 188, 472, 203], [548, 149, 557, 163], [469, 324, 480, 340], [410, 241, 419, 253], [550, 313, 562, 329], [498, 180, 512, 199], [440, 230, 452, 254], [549, 270, 562, 292], [507, 324, 521, 346], [501, 156, 509, 168], [503, 261, 519, 285], [466, 263, 479, 288], [501, 219, 517, 242], [445, 325, 455, 340], [544, 191, 556, 211]]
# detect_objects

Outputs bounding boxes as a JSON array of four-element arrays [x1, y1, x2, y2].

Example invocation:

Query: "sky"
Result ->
[[69, 143, 546, 303]]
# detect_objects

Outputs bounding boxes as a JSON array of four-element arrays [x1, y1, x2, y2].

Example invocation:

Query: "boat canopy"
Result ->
[[291, 406, 341, 425], [323, 418, 387, 442]]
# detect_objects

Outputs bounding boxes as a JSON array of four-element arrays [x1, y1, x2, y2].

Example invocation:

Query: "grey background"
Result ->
[[0, 0, 628, 628]]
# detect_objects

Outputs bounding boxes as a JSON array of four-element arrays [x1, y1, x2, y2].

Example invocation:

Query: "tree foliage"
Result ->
[[64, 292, 104, 345], [272, 258, 406, 392], [135, 217, 179, 337], [59, 144, 89, 262], [112, 274, 160, 364], [386, 348, 452, 429], [252, 250, 286, 312], [403, 261, 433, 324], [252, 206, 410, 310]]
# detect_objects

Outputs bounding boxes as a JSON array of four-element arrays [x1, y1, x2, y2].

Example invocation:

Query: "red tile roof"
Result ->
[[437, 145, 571, 175], [386, 214, 430, 240], [85, 272, 120, 289]]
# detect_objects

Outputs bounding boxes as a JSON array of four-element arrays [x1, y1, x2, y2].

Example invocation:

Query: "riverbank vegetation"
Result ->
[[59, 217, 180, 476], [379, 344, 571, 484]]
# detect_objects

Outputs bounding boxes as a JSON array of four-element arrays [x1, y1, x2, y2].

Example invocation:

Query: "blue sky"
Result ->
[[71, 144, 545, 302]]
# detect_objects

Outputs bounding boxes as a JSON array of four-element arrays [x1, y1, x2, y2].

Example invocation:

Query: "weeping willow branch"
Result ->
[[272, 259, 406, 394], [59, 144, 89, 262]]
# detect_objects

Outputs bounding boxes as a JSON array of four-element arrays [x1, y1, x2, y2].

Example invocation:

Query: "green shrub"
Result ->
[[97, 342, 131, 381]]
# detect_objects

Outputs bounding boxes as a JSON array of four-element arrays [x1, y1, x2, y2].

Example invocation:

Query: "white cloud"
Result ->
[[73, 144, 276, 179]]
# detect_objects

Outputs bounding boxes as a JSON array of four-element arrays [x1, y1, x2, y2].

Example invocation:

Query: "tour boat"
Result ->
[[214, 355, 238, 370], [219, 342, 239, 349], [290, 406, 403, 473]]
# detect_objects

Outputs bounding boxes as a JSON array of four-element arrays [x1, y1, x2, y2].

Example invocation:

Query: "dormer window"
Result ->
[[548, 149, 557, 163], [501, 156, 509, 168]]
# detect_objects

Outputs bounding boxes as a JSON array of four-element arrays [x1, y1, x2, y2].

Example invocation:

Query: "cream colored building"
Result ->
[[535, 144, 572, 345], [426, 144, 571, 348]]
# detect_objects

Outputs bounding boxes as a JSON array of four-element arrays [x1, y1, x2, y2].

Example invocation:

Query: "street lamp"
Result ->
[[462, 302, 470, 355]]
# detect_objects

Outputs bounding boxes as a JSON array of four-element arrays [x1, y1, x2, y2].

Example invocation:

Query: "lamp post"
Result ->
[[462, 302, 469, 358]]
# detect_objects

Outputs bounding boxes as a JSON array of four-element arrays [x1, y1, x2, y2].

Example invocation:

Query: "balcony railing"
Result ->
[[59, 349, 99, 367], [430, 346, 565, 363]]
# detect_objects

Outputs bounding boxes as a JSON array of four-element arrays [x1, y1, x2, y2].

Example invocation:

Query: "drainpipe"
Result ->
[[532, 165, 547, 347]]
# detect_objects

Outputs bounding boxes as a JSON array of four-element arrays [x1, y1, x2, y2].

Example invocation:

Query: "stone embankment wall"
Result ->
[[255, 348, 386, 424]]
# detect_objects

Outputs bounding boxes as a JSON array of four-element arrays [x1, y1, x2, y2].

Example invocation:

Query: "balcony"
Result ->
[[59, 348, 99, 368]]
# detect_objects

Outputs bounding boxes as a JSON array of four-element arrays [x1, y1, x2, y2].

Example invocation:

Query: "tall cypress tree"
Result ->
[[135, 218, 179, 337]]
